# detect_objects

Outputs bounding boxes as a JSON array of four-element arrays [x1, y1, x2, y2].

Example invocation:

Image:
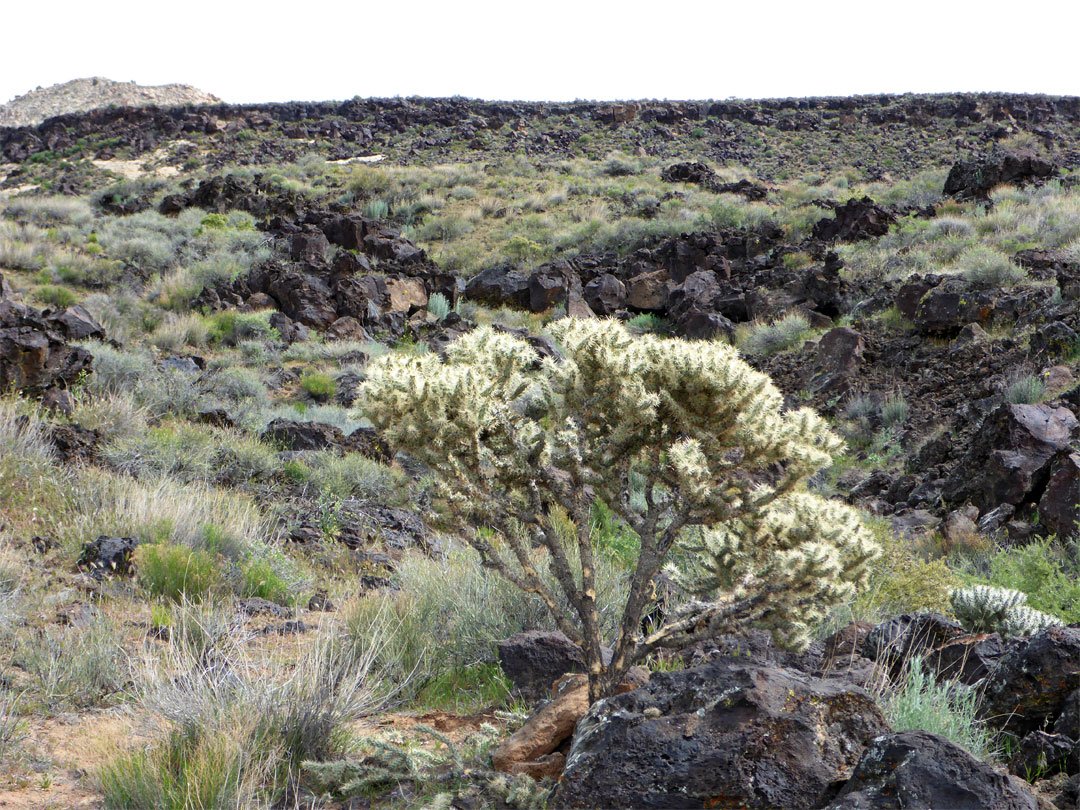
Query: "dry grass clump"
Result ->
[[99, 610, 391, 809]]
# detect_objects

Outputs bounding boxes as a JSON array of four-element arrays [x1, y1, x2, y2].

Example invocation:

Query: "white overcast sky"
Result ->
[[4, 0, 1080, 105]]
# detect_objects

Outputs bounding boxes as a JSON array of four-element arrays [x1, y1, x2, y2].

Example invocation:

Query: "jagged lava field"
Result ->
[[0, 89, 1078, 809]]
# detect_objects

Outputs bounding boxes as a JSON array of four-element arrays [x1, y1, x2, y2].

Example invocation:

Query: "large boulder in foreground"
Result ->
[[826, 731, 1037, 810], [552, 658, 888, 809]]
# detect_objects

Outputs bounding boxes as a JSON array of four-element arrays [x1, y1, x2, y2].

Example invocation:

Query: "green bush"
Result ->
[[981, 539, 1080, 624], [206, 311, 278, 346], [134, 542, 222, 602], [300, 372, 336, 401], [199, 213, 230, 230], [880, 394, 909, 428], [427, 292, 451, 319], [33, 284, 77, 308], [346, 545, 628, 703], [240, 558, 292, 604]]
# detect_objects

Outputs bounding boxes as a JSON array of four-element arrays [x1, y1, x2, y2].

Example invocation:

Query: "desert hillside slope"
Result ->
[[0, 89, 1077, 809], [0, 76, 221, 128]]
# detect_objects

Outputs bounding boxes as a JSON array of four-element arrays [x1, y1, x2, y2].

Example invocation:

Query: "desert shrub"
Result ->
[[880, 656, 995, 760], [239, 558, 292, 604], [149, 311, 211, 351], [625, 313, 670, 334], [16, 616, 129, 710], [346, 545, 627, 703], [300, 371, 336, 401], [951, 585, 1062, 637], [880, 393, 909, 428], [80, 342, 155, 396], [357, 320, 877, 700], [206, 310, 278, 346], [925, 216, 974, 240], [843, 394, 877, 422], [959, 245, 1026, 287], [738, 312, 812, 357], [134, 542, 222, 602], [200, 213, 229, 230], [201, 367, 268, 406], [601, 152, 641, 177], [842, 530, 960, 621], [0, 690, 26, 763], [427, 291, 451, 319], [1, 196, 93, 226], [1005, 374, 1046, 404], [362, 199, 390, 219], [100, 624, 384, 808], [111, 234, 176, 272], [33, 283, 77, 308], [102, 422, 216, 482], [303, 452, 409, 503]]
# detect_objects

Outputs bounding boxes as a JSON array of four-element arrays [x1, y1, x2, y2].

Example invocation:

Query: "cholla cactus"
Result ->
[[357, 319, 879, 701], [950, 585, 1063, 637]]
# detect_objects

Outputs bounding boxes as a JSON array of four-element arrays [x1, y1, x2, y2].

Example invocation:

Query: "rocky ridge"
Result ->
[[0, 77, 221, 128]]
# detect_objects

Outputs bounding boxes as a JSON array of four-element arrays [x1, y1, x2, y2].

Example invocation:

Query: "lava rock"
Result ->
[[930, 633, 1014, 685], [552, 658, 888, 810], [1040, 451, 1080, 540], [862, 612, 965, 675], [812, 196, 896, 243], [981, 626, 1080, 736], [582, 274, 626, 316], [497, 631, 588, 702], [78, 535, 141, 577], [262, 418, 346, 452], [1009, 731, 1077, 780], [944, 149, 1057, 201], [827, 730, 1037, 809], [945, 403, 1078, 513]]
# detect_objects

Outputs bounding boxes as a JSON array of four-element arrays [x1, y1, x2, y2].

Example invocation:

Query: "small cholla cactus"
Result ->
[[357, 319, 879, 702], [950, 585, 1063, 637]]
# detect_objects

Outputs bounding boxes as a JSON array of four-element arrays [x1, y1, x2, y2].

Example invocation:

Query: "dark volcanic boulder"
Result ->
[[78, 535, 141, 577], [981, 626, 1080, 736], [47, 305, 106, 341], [944, 149, 1057, 200], [1040, 451, 1080, 540], [660, 161, 718, 186], [862, 612, 965, 675], [826, 731, 1037, 810], [463, 264, 531, 308], [582, 273, 626, 316], [912, 276, 995, 333], [262, 418, 346, 451], [552, 658, 888, 810], [944, 403, 1078, 513], [812, 196, 896, 243], [1008, 731, 1077, 780], [497, 631, 587, 702], [807, 326, 864, 394], [0, 300, 96, 396], [261, 419, 388, 460], [930, 633, 1014, 685]]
